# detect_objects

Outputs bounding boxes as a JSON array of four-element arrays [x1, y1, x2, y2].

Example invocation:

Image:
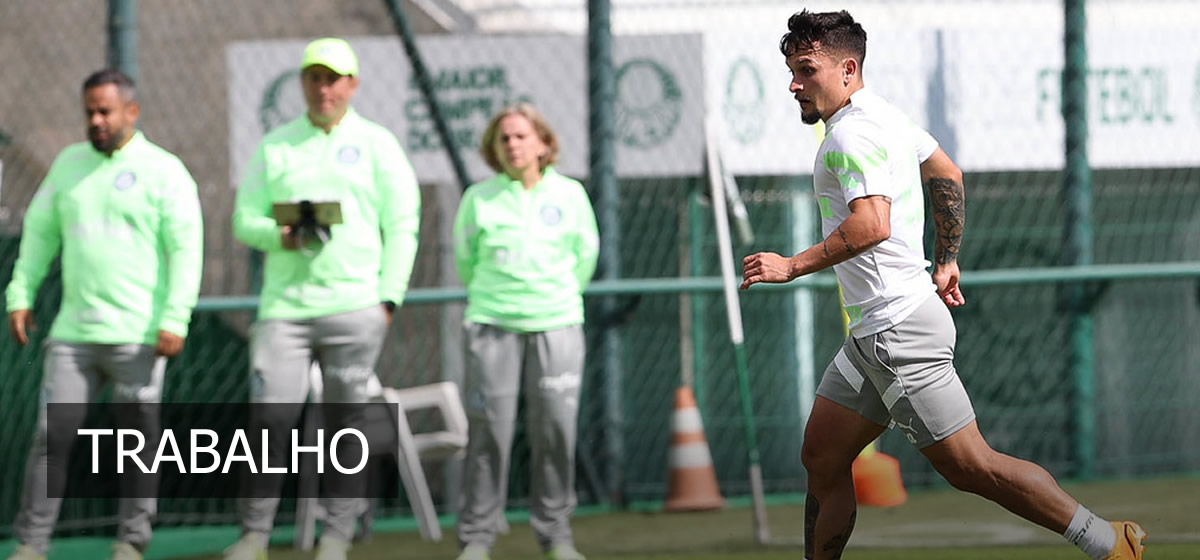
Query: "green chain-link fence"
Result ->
[[1, 0, 1198, 541]]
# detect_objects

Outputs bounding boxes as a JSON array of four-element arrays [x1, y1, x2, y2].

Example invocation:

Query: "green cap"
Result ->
[[300, 38, 359, 76]]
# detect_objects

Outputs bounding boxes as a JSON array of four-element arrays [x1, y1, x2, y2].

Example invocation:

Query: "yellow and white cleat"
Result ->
[[1102, 521, 1146, 560]]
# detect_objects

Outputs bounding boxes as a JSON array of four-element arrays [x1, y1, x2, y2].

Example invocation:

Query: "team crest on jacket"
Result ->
[[540, 204, 563, 226], [338, 145, 361, 164], [114, 171, 137, 191]]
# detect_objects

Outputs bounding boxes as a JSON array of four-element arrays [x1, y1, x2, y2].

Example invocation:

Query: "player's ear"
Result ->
[[843, 58, 858, 85]]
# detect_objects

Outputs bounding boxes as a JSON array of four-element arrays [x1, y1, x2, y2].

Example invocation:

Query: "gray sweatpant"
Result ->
[[14, 340, 166, 554], [457, 322, 585, 552], [238, 304, 387, 542]]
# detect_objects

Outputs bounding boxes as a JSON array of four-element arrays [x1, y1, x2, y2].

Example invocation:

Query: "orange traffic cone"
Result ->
[[664, 386, 724, 512], [851, 443, 907, 507]]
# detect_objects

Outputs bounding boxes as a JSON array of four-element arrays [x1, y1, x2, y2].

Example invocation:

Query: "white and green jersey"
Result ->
[[5, 132, 204, 344], [234, 108, 421, 320], [814, 88, 939, 337], [453, 168, 599, 332]]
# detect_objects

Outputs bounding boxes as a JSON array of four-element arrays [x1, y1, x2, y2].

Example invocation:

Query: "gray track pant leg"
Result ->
[[14, 341, 165, 554], [238, 305, 387, 541], [457, 323, 584, 551]]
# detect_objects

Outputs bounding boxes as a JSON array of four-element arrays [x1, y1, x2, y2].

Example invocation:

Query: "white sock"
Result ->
[[1063, 504, 1116, 560]]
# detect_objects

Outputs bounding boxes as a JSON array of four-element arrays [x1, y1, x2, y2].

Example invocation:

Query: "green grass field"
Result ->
[[3, 475, 1195, 559], [172, 475, 1198, 560]]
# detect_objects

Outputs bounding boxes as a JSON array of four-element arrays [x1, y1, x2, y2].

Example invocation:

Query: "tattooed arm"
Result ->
[[922, 148, 965, 265], [921, 147, 966, 306], [740, 195, 891, 290]]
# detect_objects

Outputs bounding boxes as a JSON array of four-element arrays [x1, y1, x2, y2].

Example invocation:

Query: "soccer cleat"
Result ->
[[5, 545, 45, 560], [109, 542, 143, 560], [543, 544, 586, 560], [223, 532, 269, 560], [314, 535, 350, 560], [455, 543, 490, 560], [1102, 521, 1146, 560]]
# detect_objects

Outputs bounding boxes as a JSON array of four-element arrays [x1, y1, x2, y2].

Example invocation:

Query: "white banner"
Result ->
[[707, 26, 1200, 173], [948, 27, 1200, 171], [229, 28, 1200, 183], [227, 34, 704, 186]]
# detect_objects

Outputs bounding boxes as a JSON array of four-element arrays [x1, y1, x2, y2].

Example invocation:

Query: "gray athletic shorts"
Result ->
[[816, 293, 975, 448]]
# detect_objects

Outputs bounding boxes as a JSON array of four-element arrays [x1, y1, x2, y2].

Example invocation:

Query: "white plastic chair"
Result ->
[[294, 364, 468, 549]]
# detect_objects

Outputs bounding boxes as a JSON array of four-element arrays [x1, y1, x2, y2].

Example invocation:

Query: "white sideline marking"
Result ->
[[851, 521, 1041, 547]]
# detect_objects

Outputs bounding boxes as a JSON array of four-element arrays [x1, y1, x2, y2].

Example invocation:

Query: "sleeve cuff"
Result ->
[[158, 316, 190, 338], [5, 297, 32, 313], [5, 285, 34, 311], [379, 291, 407, 307]]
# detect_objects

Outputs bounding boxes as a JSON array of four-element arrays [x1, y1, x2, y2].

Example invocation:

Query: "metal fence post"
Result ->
[[107, 0, 137, 82], [588, 0, 624, 507], [1063, 0, 1095, 480]]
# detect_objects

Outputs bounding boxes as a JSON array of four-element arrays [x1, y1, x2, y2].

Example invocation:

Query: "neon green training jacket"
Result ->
[[453, 168, 599, 332], [233, 109, 421, 320], [5, 131, 204, 344]]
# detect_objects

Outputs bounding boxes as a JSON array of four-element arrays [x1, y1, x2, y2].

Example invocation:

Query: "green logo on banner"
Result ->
[[724, 57, 766, 145], [615, 58, 681, 148], [260, 69, 303, 133]]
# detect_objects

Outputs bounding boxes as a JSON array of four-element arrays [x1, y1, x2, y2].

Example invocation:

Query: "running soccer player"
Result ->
[[740, 10, 1145, 560]]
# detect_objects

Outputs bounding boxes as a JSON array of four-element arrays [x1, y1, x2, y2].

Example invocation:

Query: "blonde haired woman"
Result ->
[[452, 104, 598, 560]]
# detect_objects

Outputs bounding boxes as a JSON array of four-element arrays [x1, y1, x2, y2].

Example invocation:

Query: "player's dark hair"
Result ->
[[82, 68, 136, 101], [779, 9, 867, 66]]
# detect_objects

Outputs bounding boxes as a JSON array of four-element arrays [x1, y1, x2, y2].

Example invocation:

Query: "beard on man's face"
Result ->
[[89, 132, 107, 152], [88, 126, 126, 153], [801, 109, 821, 125]]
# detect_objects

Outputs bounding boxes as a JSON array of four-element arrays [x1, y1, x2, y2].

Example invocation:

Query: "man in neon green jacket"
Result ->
[[4, 68, 203, 560], [224, 38, 420, 560], [452, 103, 598, 560]]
